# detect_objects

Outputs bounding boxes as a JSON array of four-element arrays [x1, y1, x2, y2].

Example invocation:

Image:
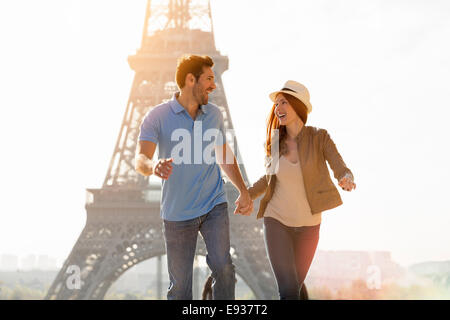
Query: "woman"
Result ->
[[239, 80, 356, 300]]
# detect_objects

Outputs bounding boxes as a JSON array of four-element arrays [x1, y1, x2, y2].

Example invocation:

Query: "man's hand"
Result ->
[[338, 173, 356, 191], [153, 158, 174, 180], [234, 189, 253, 216], [215, 143, 253, 215]]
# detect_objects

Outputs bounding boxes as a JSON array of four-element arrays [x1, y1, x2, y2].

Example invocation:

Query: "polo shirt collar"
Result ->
[[170, 92, 208, 115]]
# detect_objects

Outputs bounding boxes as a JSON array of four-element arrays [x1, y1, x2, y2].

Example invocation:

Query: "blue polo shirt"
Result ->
[[138, 92, 228, 221]]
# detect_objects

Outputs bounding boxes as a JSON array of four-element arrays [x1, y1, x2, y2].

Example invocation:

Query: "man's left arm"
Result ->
[[215, 143, 253, 214]]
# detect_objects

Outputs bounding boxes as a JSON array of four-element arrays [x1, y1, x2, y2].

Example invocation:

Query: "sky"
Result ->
[[0, 0, 450, 268]]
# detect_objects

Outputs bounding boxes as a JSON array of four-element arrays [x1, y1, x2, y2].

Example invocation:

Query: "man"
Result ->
[[135, 54, 253, 300]]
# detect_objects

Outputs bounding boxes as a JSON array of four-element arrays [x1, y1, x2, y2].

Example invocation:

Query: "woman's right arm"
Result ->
[[248, 175, 269, 200]]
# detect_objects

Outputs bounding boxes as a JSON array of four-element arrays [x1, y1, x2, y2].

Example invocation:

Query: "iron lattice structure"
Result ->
[[45, 0, 277, 300]]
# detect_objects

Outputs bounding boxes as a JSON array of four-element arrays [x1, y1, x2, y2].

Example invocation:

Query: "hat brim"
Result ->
[[269, 90, 312, 114]]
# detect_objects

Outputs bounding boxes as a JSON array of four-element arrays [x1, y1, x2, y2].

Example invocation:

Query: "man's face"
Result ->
[[193, 66, 216, 105]]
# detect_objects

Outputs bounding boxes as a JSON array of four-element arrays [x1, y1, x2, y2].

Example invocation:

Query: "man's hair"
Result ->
[[175, 54, 214, 89]]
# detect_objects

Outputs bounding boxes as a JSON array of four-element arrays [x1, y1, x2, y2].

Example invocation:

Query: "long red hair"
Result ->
[[265, 93, 308, 157]]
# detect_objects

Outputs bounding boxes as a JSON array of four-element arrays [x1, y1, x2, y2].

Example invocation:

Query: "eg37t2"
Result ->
[[226, 304, 268, 315]]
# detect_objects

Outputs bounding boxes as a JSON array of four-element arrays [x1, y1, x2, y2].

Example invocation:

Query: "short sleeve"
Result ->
[[214, 108, 226, 146], [138, 109, 159, 144]]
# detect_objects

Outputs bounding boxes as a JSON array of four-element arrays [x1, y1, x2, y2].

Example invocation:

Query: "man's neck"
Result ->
[[176, 91, 200, 119]]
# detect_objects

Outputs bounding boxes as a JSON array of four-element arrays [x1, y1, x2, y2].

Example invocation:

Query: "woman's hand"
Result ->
[[338, 173, 356, 192], [234, 189, 254, 215]]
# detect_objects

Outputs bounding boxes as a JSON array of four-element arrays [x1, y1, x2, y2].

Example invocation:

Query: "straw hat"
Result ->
[[269, 80, 312, 114]]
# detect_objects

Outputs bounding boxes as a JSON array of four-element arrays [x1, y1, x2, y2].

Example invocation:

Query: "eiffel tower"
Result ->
[[45, 0, 277, 300]]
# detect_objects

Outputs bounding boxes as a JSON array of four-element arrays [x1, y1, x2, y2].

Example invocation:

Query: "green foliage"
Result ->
[[237, 292, 255, 300], [0, 284, 46, 300]]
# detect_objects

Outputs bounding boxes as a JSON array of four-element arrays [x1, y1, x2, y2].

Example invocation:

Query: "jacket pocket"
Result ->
[[317, 188, 335, 194]]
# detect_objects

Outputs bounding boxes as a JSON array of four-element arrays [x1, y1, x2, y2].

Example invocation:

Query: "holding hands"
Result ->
[[234, 189, 253, 216]]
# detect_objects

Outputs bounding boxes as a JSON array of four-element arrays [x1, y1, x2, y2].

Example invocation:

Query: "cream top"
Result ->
[[265, 155, 322, 227]]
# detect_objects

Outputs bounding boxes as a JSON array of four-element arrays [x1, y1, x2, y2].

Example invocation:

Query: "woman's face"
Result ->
[[274, 93, 302, 126]]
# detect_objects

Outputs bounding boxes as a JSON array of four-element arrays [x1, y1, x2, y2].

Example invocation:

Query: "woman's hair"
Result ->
[[265, 93, 308, 157]]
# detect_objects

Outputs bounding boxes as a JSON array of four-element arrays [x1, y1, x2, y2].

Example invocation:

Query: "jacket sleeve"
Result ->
[[321, 129, 354, 182], [248, 175, 269, 200]]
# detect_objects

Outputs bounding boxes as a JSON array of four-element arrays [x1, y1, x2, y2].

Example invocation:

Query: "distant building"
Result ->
[[36, 255, 57, 270], [306, 250, 405, 291], [409, 260, 450, 276], [20, 254, 37, 270], [0, 254, 19, 271]]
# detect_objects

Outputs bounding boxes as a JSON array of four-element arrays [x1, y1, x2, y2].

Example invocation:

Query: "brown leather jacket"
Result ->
[[248, 125, 354, 219]]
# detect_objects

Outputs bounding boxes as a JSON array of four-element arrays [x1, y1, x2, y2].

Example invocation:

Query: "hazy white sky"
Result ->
[[1, 0, 450, 267]]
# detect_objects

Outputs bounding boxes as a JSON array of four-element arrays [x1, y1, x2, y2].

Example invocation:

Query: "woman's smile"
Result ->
[[277, 112, 287, 120]]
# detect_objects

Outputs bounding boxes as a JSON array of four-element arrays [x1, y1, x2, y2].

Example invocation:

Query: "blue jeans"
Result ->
[[163, 202, 235, 300], [263, 217, 320, 300]]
